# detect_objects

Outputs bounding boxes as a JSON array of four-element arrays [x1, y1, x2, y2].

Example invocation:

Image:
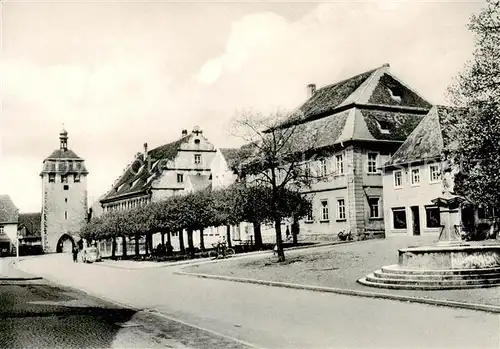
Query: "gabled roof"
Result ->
[[0, 195, 19, 223], [187, 174, 211, 191], [384, 105, 465, 167], [18, 213, 41, 237], [287, 64, 431, 125], [102, 131, 212, 202], [219, 147, 255, 172]]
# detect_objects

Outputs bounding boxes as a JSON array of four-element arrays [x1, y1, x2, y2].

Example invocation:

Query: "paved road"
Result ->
[[18, 253, 500, 349], [0, 258, 251, 349]]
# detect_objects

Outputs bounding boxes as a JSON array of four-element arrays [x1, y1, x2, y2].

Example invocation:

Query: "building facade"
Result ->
[[266, 64, 432, 241], [40, 129, 89, 253], [0, 195, 19, 256], [100, 126, 216, 211], [382, 105, 462, 237]]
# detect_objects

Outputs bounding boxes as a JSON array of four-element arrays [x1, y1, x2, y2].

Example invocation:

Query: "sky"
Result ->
[[0, 0, 486, 213]]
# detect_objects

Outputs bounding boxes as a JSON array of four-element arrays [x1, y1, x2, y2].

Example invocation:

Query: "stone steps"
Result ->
[[381, 265, 500, 276], [358, 265, 500, 290]]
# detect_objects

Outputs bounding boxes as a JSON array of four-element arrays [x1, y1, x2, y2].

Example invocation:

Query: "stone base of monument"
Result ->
[[358, 242, 500, 290]]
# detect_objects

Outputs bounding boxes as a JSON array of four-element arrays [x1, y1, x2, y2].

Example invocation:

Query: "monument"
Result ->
[[359, 184, 500, 290]]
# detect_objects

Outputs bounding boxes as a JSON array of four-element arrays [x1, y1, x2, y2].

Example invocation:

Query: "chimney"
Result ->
[[143, 142, 148, 160], [182, 129, 188, 137], [307, 83, 316, 98], [382, 63, 390, 68]]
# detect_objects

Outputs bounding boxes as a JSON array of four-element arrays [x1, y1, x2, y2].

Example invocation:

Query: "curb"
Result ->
[[1, 260, 44, 281], [175, 270, 500, 314]]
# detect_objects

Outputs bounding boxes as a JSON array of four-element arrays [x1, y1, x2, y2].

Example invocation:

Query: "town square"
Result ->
[[1, 1, 500, 348]]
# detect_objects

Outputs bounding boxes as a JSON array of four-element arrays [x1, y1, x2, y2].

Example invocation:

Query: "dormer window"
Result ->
[[117, 183, 126, 192], [146, 174, 155, 185], [387, 87, 402, 103], [131, 178, 141, 188], [377, 120, 390, 134]]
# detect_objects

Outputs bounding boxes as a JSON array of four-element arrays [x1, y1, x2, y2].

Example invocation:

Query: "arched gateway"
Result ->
[[56, 234, 75, 253]]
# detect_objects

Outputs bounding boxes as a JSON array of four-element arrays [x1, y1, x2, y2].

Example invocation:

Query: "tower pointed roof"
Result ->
[[41, 130, 88, 175]]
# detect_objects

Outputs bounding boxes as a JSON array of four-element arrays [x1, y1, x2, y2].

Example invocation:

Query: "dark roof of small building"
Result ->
[[384, 105, 465, 167], [102, 132, 209, 202], [219, 147, 255, 171], [18, 213, 41, 237], [0, 195, 19, 223]]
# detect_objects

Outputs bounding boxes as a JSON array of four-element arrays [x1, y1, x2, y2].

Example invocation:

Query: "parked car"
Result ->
[[79, 247, 101, 263]]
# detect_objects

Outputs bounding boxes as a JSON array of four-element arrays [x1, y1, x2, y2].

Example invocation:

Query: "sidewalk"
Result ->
[[181, 236, 500, 312], [0, 257, 42, 281]]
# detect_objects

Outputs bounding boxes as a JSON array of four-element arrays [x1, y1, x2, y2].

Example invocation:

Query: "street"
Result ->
[[0, 258, 251, 349], [17, 253, 500, 349]]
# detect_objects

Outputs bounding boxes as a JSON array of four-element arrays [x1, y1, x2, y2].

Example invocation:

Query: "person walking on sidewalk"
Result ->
[[72, 246, 78, 263]]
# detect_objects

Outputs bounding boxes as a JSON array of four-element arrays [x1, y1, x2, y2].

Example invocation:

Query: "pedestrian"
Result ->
[[72, 246, 78, 263]]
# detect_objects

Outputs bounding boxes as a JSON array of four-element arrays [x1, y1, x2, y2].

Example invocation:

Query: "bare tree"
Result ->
[[232, 109, 326, 262]]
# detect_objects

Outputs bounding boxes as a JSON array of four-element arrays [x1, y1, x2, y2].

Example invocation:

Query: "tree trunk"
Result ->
[[178, 230, 185, 253], [161, 231, 165, 247], [199, 228, 205, 251], [226, 225, 232, 248], [187, 229, 194, 258], [122, 235, 127, 258], [145, 234, 149, 255], [111, 237, 117, 259], [292, 216, 300, 246], [253, 222, 262, 249], [274, 217, 285, 262], [134, 234, 140, 257]]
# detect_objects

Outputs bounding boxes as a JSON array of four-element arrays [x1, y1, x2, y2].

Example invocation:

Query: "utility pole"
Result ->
[[16, 233, 19, 261]]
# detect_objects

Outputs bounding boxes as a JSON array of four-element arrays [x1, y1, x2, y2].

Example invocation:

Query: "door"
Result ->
[[411, 206, 420, 236]]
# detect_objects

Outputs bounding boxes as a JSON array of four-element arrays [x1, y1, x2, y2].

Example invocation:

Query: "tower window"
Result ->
[[65, 198, 68, 203], [49, 174, 55, 183], [74, 174, 81, 183], [177, 173, 184, 183], [61, 175, 68, 183], [64, 211, 68, 220], [64, 185, 69, 190]]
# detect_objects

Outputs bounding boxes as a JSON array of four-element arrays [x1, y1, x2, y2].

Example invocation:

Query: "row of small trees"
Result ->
[[80, 184, 311, 259]]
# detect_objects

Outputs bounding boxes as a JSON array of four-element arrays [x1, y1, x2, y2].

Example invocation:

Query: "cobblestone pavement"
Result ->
[[1, 259, 251, 349], [17, 251, 500, 349]]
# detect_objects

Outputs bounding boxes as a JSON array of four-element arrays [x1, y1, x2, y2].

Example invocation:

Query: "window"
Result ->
[[337, 199, 346, 220], [320, 200, 329, 221], [61, 175, 68, 183], [320, 159, 327, 177], [369, 198, 380, 218], [304, 162, 311, 179], [367, 153, 378, 173], [394, 170, 403, 188], [177, 173, 184, 183], [73, 174, 80, 183], [426, 206, 440, 228], [335, 154, 344, 174], [0, 226, 4, 235], [64, 211, 68, 220], [478, 206, 495, 219], [378, 120, 390, 134], [49, 174, 55, 183], [194, 139, 201, 145], [392, 208, 407, 229], [411, 168, 420, 185], [65, 198, 68, 203], [306, 206, 313, 222], [429, 164, 441, 182], [194, 154, 201, 164], [63, 185, 69, 190]]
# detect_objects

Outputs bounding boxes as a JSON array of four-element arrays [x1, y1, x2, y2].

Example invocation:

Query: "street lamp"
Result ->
[[16, 233, 20, 261]]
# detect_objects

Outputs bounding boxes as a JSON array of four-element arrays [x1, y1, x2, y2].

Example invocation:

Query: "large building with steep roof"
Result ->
[[0, 195, 19, 256], [272, 63, 432, 241], [100, 126, 216, 212], [40, 129, 88, 253]]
